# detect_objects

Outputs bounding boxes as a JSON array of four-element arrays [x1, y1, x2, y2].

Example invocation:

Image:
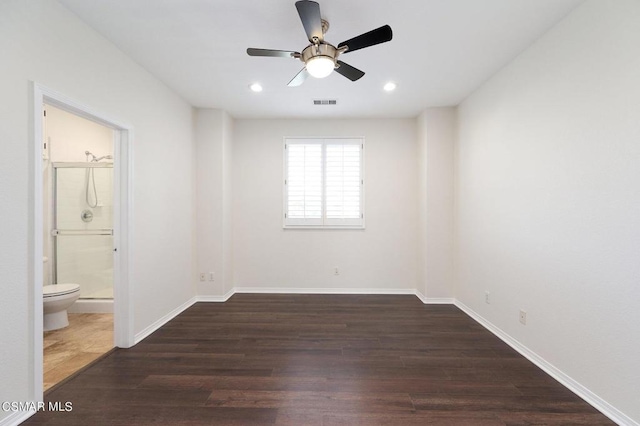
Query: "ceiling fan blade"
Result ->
[[295, 1, 323, 42], [247, 48, 299, 58], [338, 25, 393, 54], [288, 68, 310, 87], [335, 61, 365, 81]]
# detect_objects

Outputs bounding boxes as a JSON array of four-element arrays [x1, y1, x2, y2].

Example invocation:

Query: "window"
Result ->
[[284, 138, 364, 228]]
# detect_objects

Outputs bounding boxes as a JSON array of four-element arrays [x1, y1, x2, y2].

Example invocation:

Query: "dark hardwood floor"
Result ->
[[26, 294, 613, 425]]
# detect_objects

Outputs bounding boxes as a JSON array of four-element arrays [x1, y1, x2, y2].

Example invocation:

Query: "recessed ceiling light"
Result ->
[[249, 83, 263, 92], [383, 82, 397, 92]]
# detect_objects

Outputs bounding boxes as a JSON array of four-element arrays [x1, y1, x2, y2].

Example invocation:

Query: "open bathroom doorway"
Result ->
[[42, 104, 114, 389], [32, 84, 133, 399]]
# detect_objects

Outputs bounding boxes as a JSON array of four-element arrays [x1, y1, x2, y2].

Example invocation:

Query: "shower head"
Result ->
[[85, 150, 113, 162]]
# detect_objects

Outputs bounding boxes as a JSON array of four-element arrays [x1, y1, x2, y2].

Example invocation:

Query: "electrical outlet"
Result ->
[[485, 291, 490, 304], [334, 267, 339, 275], [199, 273, 205, 282], [209, 272, 214, 281], [519, 310, 527, 325]]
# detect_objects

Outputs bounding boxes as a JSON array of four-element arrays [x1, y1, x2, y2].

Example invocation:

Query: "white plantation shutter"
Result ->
[[325, 141, 363, 226], [284, 138, 364, 228], [285, 142, 323, 225]]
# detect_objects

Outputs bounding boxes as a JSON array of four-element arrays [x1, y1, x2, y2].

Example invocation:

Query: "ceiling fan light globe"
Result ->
[[306, 56, 335, 78]]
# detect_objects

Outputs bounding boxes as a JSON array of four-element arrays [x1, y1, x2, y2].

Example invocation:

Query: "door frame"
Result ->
[[31, 82, 134, 401]]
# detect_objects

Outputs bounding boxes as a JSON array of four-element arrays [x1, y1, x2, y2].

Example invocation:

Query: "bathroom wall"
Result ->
[[0, 1, 195, 421], [45, 105, 113, 162], [44, 105, 114, 298], [455, 0, 640, 422]]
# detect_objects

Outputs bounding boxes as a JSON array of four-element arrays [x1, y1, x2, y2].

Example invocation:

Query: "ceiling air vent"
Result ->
[[313, 99, 337, 105]]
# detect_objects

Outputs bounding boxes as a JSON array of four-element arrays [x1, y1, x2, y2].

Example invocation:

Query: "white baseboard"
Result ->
[[454, 300, 637, 426], [0, 410, 36, 426], [414, 290, 455, 304], [233, 286, 417, 295], [68, 299, 113, 313], [425, 297, 455, 304], [133, 296, 197, 345], [197, 288, 235, 302]]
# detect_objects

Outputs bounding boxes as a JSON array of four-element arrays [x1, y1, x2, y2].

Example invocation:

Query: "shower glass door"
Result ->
[[53, 163, 114, 299]]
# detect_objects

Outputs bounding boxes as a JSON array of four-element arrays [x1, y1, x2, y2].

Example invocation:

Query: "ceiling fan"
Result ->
[[246, 0, 393, 86]]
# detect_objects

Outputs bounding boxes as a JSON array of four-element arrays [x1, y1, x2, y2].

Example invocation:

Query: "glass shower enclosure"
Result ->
[[52, 162, 114, 299]]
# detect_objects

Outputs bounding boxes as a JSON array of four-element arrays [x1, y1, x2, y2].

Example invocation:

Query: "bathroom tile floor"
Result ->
[[43, 313, 113, 391]]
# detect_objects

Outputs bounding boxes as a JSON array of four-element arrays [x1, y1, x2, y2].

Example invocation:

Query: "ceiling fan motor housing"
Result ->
[[301, 42, 337, 66]]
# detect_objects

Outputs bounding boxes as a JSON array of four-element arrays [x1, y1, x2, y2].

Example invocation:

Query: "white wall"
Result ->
[[232, 119, 418, 291], [222, 113, 234, 295], [455, 0, 640, 423], [417, 108, 455, 300], [195, 109, 234, 296], [0, 1, 195, 419]]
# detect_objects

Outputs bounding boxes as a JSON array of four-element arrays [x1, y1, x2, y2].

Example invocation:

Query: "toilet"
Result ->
[[42, 256, 80, 331], [43, 284, 80, 331]]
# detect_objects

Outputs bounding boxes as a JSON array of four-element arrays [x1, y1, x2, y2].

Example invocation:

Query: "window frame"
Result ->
[[283, 137, 365, 229]]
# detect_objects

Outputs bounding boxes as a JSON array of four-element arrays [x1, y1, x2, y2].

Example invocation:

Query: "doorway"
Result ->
[[32, 83, 133, 399], [42, 104, 115, 389]]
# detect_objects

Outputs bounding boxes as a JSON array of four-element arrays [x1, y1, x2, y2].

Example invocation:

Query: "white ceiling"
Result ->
[[58, 0, 583, 118]]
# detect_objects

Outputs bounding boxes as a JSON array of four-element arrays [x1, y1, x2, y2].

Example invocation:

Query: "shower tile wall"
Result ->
[[56, 168, 113, 229], [44, 104, 114, 299]]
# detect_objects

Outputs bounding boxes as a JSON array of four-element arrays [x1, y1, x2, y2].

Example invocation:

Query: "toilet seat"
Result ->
[[44, 284, 80, 298]]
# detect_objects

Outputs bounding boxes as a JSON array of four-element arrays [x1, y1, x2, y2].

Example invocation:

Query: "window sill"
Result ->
[[283, 226, 365, 230]]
